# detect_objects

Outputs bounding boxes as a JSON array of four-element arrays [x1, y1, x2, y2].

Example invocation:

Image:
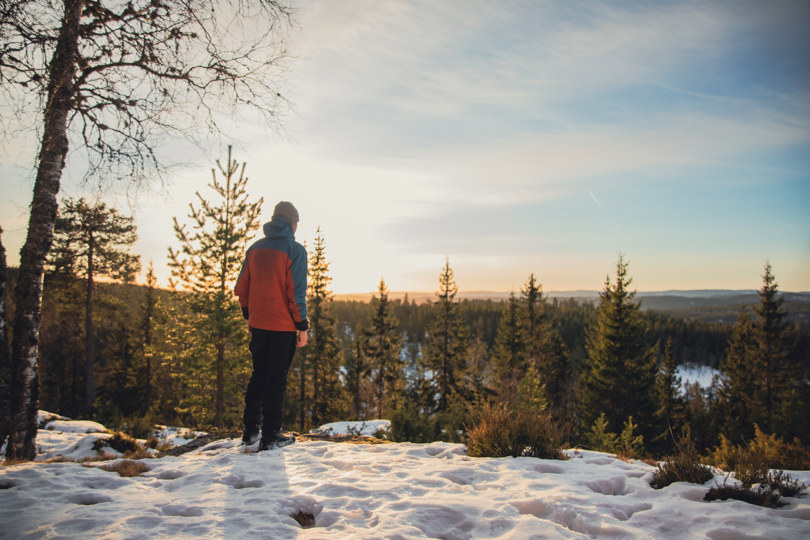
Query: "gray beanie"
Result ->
[[273, 201, 299, 224]]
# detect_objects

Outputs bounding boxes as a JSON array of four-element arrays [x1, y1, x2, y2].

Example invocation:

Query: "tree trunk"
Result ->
[[7, 0, 83, 461], [84, 235, 95, 415]]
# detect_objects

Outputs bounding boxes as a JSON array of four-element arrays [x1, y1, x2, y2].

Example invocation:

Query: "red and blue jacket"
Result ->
[[234, 216, 308, 332]]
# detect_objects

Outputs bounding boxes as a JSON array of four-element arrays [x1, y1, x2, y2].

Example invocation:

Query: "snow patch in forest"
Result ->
[[311, 419, 391, 437]]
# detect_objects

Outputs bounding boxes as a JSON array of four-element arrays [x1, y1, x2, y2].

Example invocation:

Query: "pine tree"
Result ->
[[718, 307, 757, 442], [584, 412, 619, 453], [750, 263, 790, 432], [300, 229, 345, 428], [580, 256, 657, 444], [362, 279, 404, 418], [653, 337, 686, 451], [424, 259, 468, 412], [48, 198, 141, 415], [521, 274, 544, 359], [719, 263, 792, 441], [167, 146, 261, 428], [343, 332, 371, 420], [492, 292, 527, 405], [516, 364, 547, 412], [521, 274, 571, 420], [537, 328, 572, 421], [140, 262, 158, 405]]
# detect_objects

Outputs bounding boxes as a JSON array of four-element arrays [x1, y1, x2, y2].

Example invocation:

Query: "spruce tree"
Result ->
[[492, 292, 527, 405], [522, 274, 544, 359], [300, 229, 345, 428], [167, 146, 261, 428], [521, 274, 571, 420], [718, 306, 757, 442], [343, 332, 371, 420], [750, 263, 790, 432], [580, 256, 657, 444], [48, 198, 140, 415], [424, 259, 468, 412], [653, 337, 686, 452], [363, 279, 404, 417], [516, 364, 547, 412], [719, 263, 792, 441], [537, 328, 572, 421]]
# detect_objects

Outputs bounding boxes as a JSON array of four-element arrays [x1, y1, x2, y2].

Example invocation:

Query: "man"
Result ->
[[235, 201, 308, 450]]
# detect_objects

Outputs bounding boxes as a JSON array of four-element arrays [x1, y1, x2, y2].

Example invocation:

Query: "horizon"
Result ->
[[332, 287, 810, 301], [2, 0, 808, 294]]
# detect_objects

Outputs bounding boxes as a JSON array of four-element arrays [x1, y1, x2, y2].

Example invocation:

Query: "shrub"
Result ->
[[465, 403, 567, 460], [710, 426, 810, 471], [650, 427, 714, 489], [704, 480, 785, 508], [704, 469, 807, 508]]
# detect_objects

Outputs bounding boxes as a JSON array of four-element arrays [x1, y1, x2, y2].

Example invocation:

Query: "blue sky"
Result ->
[[2, 0, 809, 293]]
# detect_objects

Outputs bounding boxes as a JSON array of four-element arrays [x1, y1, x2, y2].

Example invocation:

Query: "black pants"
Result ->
[[243, 328, 297, 439]]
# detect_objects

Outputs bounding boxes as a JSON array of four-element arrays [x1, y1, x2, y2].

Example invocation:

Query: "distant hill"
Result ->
[[334, 289, 810, 326]]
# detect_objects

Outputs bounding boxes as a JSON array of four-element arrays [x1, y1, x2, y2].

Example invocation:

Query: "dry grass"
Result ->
[[297, 432, 391, 445], [98, 459, 150, 477]]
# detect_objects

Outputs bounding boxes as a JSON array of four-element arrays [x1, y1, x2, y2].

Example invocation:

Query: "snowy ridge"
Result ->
[[1, 415, 809, 539]]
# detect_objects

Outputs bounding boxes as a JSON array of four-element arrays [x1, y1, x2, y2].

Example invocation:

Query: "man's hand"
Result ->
[[297, 330, 308, 348]]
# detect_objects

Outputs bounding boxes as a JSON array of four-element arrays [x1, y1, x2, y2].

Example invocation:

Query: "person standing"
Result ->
[[235, 201, 308, 450]]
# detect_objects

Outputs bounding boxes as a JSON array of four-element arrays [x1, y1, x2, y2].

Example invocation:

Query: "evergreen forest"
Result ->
[[5, 235, 808, 460], [2, 151, 809, 464]]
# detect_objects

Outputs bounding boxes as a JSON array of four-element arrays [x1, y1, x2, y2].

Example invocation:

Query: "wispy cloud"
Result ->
[[588, 189, 617, 229]]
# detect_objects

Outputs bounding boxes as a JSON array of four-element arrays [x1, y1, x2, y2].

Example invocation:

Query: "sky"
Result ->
[[1, 0, 809, 294], [4, 412, 810, 538]]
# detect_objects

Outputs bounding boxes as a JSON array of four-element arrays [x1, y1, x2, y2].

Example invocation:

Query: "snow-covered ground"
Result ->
[[2, 414, 810, 539]]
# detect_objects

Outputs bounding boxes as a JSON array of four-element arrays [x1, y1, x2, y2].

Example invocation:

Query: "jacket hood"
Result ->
[[264, 216, 295, 239]]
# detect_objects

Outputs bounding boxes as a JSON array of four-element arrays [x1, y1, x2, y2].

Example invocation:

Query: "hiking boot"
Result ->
[[259, 432, 295, 451], [242, 431, 260, 446]]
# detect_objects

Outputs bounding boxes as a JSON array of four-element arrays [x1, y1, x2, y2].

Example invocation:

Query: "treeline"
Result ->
[[3, 147, 808, 460], [16, 234, 810, 458]]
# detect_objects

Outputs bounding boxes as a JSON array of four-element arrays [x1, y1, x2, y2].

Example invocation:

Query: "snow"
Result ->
[[311, 419, 391, 437], [2, 415, 809, 539], [678, 364, 720, 389], [42, 419, 107, 434], [152, 425, 207, 448]]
